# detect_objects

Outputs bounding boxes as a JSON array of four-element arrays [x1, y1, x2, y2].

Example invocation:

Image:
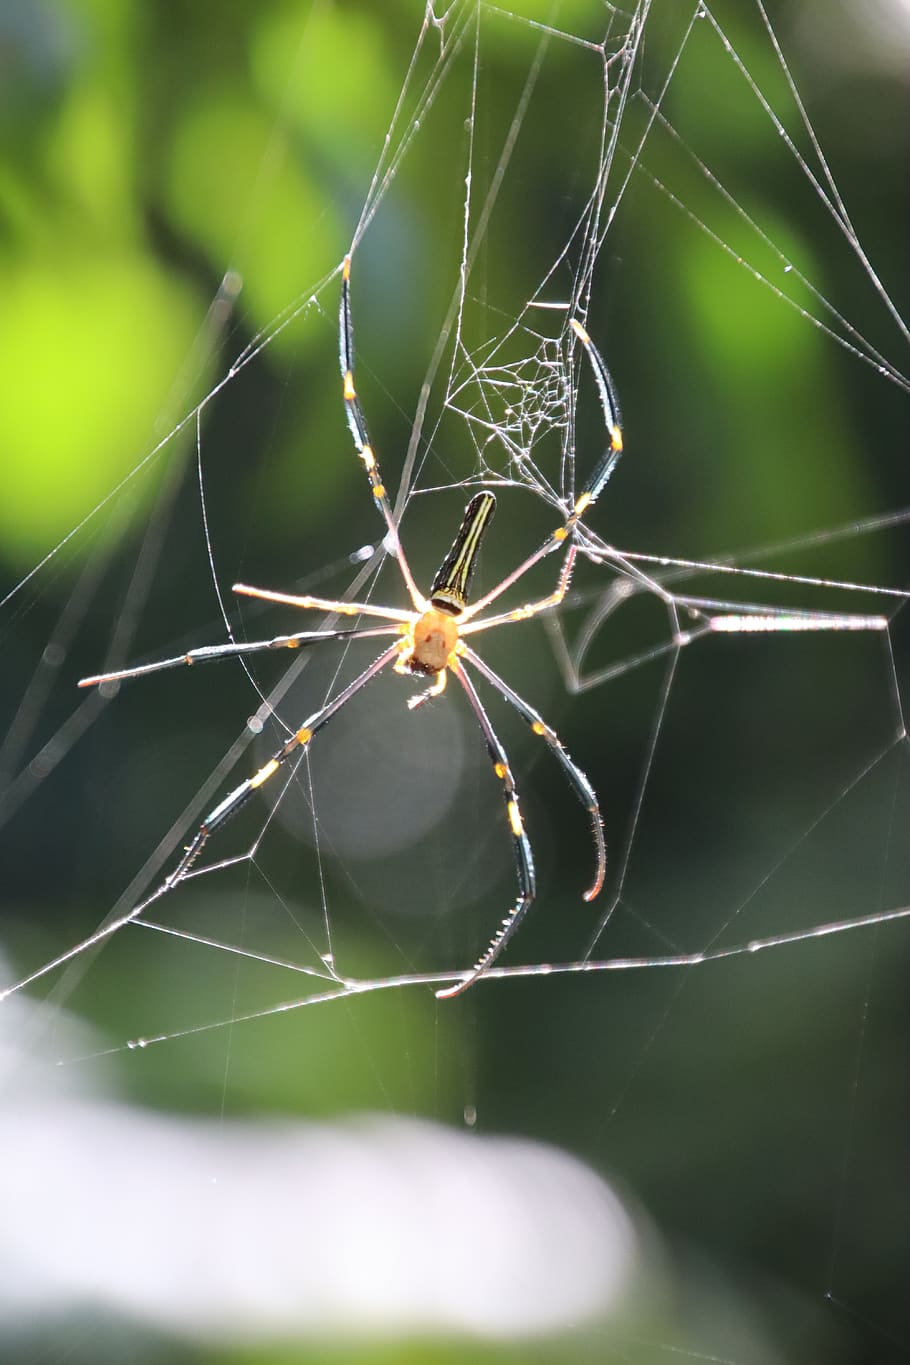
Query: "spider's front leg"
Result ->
[[463, 644, 605, 901], [436, 657, 536, 999], [164, 643, 399, 890]]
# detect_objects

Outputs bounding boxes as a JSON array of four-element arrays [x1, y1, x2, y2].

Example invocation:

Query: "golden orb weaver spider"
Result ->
[[79, 254, 624, 998]]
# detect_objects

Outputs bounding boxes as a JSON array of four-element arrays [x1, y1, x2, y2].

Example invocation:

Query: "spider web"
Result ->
[[1, 0, 909, 1359]]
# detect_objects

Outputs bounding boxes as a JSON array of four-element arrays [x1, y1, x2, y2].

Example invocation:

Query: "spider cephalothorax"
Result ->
[[401, 607, 460, 676], [79, 253, 624, 997]]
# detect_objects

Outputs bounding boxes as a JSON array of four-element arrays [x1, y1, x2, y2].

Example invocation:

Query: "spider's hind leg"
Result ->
[[339, 253, 423, 609]]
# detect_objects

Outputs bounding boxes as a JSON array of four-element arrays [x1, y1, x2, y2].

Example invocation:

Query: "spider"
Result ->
[[79, 254, 624, 998]]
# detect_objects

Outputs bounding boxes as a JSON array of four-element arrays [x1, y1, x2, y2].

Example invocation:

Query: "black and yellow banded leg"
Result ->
[[463, 644, 605, 900], [339, 254, 423, 609], [567, 317, 623, 508], [166, 643, 399, 888], [437, 657, 537, 999], [460, 319, 624, 626]]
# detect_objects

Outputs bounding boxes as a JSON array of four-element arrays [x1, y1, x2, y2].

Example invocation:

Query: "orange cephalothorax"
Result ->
[[405, 609, 459, 675]]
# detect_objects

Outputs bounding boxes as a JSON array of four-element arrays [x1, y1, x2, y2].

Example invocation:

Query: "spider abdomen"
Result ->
[[407, 609, 459, 675]]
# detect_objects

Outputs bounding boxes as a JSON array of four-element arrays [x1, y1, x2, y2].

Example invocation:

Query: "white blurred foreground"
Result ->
[[0, 991, 638, 1345]]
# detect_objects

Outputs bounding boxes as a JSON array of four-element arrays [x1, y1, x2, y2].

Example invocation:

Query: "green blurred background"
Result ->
[[1, 0, 908, 1361]]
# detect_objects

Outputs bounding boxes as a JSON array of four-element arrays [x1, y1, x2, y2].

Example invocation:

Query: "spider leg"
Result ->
[[461, 645, 605, 900], [436, 656, 536, 999], [459, 319, 623, 624], [233, 583, 413, 623], [78, 625, 400, 688], [568, 318, 623, 499], [164, 643, 399, 888], [340, 254, 424, 611], [460, 544, 578, 636]]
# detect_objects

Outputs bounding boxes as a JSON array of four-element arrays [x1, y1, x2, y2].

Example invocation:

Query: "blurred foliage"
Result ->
[[1, 0, 909, 1362]]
